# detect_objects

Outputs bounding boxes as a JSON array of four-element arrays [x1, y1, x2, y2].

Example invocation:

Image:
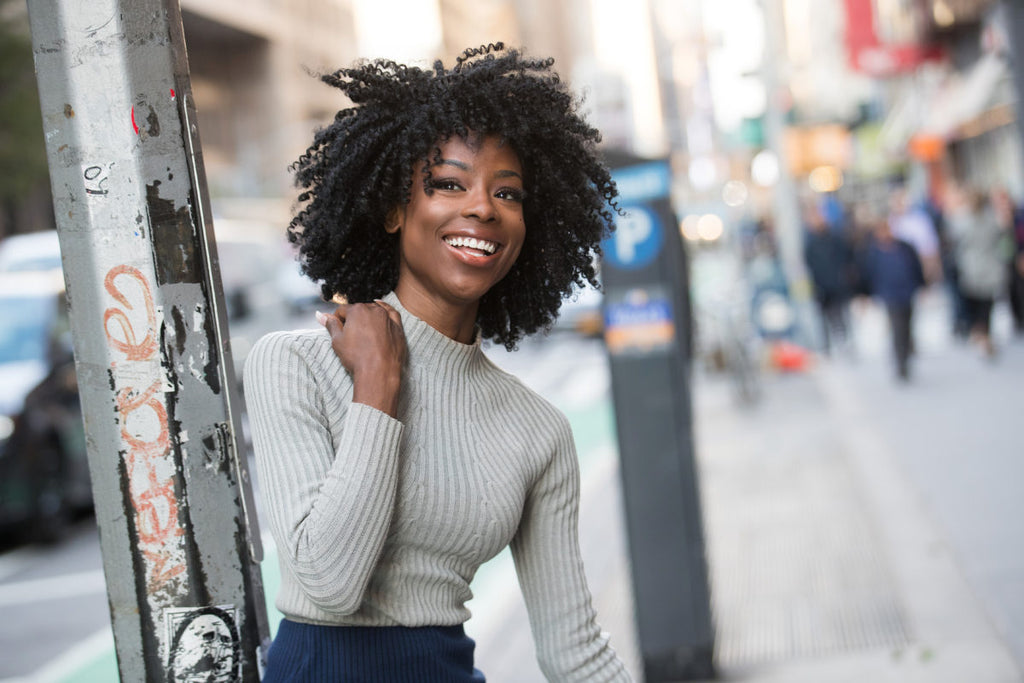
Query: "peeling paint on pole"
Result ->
[[27, 1, 269, 680]]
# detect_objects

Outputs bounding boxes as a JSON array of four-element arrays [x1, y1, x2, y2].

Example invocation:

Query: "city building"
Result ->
[[179, 0, 358, 214]]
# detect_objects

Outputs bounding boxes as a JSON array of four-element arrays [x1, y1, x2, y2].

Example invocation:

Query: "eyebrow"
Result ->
[[437, 159, 522, 180]]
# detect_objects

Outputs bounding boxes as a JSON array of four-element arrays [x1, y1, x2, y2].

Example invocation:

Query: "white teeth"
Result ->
[[445, 236, 497, 254]]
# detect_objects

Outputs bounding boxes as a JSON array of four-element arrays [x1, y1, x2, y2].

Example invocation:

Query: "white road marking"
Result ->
[[0, 569, 106, 607]]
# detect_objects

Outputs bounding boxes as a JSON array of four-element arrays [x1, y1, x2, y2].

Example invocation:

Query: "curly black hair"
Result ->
[[288, 42, 618, 349]]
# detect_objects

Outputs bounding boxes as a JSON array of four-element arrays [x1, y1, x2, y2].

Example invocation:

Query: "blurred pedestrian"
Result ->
[[848, 204, 879, 299], [863, 219, 926, 381], [243, 44, 632, 681], [991, 187, 1024, 335], [948, 188, 1011, 358], [937, 186, 970, 339], [888, 187, 942, 284], [802, 202, 853, 355]]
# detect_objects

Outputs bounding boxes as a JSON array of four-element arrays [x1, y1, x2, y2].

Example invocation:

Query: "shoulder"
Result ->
[[247, 327, 330, 361], [243, 328, 335, 383]]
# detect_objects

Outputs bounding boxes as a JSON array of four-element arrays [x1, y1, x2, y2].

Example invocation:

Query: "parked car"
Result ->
[[0, 230, 63, 274], [0, 271, 91, 541]]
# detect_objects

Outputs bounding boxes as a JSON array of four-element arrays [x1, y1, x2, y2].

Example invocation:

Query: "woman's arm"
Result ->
[[510, 414, 632, 682], [244, 329, 404, 614]]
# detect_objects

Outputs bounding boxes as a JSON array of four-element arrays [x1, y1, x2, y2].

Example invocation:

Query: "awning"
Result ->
[[879, 52, 1014, 161], [918, 52, 1009, 139]]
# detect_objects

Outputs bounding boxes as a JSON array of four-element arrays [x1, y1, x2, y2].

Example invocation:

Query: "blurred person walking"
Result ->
[[947, 188, 1012, 358], [991, 187, 1024, 335], [862, 219, 926, 381], [888, 187, 942, 284], [802, 202, 854, 355], [936, 187, 970, 339]]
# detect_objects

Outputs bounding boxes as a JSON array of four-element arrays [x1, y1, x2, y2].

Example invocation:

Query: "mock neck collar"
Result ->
[[383, 292, 483, 373]]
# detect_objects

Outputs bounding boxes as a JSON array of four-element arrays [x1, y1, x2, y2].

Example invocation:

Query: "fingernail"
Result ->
[[315, 311, 327, 325]]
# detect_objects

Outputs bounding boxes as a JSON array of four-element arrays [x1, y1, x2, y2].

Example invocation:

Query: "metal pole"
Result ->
[[760, 0, 813, 343], [27, 1, 269, 680]]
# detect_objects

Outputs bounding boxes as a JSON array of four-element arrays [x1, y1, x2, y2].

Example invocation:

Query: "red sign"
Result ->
[[843, 0, 945, 76]]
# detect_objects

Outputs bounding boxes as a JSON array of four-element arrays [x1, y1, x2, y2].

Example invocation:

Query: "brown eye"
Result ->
[[496, 187, 525, 203], [429, 178, 463, 192]]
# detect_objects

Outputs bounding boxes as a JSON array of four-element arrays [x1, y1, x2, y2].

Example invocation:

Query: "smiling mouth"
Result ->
[[443, 235, 499, 256]]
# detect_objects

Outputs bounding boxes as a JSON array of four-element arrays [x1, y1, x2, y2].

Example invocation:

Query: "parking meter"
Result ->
[[601, 153, 714, 681]]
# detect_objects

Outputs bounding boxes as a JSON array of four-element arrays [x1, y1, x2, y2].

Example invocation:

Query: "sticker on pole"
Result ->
[[604, 205, 662, 271], [603, 286, 676, 356], [165, 605, 241, 682]]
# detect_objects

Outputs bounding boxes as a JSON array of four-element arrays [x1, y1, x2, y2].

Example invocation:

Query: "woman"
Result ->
[[244, 44, 631, 681], [948, 188, 1010, 358]]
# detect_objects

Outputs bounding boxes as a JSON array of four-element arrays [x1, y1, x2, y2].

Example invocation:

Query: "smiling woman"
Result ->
[[243, 43, 630, 682]]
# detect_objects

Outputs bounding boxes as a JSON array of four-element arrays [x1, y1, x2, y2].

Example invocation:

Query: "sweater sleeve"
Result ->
[[243, 332, 404, 614], [510, 413, 632, 682]]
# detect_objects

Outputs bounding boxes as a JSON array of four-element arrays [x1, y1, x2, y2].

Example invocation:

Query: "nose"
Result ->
[[461, 184, 496, 222]]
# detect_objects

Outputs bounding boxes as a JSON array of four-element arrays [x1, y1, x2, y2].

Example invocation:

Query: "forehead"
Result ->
[[428, 134, 522, 174]]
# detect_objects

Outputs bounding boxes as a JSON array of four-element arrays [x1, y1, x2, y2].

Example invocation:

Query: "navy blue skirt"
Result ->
[[262, 619, 486, 682]]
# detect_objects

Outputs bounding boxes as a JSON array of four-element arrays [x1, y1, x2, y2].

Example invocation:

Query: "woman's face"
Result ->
[[389, 134, 526, 314]]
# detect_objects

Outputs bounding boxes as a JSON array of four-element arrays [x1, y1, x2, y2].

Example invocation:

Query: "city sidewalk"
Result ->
[[474, 298, 1023, 682], [685, 355, 1020, 683]]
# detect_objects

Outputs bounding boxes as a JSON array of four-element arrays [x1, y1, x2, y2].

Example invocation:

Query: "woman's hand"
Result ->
[[317, 301, 407, 418]]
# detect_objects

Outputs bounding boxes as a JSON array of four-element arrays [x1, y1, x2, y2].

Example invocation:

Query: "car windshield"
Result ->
[[0, 296, 52, 364]]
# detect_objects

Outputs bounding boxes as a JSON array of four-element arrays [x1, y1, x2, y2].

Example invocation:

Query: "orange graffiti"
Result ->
[[116, 381, 169, 457], [103, 265, 158, 360], [104, 263, 185, 594], [135, 484, 183, 545], [143, 547, 187, 587]]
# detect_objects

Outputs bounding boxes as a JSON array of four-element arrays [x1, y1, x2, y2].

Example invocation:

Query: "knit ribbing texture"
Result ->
[[244, 292, 630, 681]]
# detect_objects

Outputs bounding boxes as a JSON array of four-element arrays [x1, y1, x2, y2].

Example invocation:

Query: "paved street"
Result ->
[[0, 521, 109, 682]]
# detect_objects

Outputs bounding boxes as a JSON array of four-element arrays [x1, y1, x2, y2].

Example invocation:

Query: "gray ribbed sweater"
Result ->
[[244, 293, 631, 681]]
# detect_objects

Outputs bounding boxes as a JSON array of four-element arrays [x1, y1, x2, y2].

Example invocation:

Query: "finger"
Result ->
[[373, 300, 403, 327], [332, 303, 350, 323], [321, 312, 344, 337], [317, 306, 347, 327]]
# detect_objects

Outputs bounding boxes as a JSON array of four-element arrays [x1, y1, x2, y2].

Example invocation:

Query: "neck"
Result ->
[[393, 284, 479, 344]]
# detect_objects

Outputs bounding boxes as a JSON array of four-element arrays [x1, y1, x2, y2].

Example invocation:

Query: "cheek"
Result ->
[[506, 222, 527, 265]]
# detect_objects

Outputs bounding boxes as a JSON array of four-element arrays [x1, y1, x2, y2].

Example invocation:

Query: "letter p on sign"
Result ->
[[606, 206, 662, 270]]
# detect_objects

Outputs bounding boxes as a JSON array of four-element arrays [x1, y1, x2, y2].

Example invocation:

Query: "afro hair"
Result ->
[[288, 42, 619, 349]]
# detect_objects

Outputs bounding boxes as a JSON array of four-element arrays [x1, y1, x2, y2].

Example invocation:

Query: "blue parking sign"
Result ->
[[604, 205, 663, 270]]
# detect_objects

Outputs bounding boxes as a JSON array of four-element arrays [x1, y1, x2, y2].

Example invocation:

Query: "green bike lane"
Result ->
[[54, 395, 616, 682]]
